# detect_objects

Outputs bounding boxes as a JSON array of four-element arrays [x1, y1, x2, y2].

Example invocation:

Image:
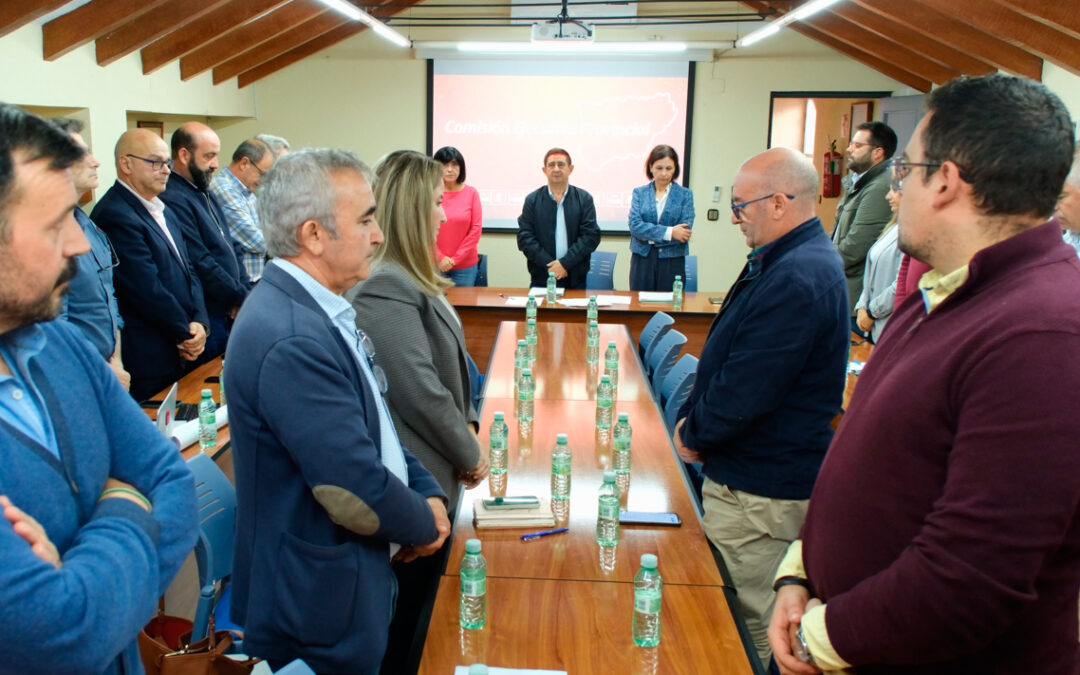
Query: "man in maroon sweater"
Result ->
[[768, 74, 1080, 675]]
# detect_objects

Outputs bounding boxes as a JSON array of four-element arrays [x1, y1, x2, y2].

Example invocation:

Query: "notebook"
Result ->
[[473, 497, 556, 529]]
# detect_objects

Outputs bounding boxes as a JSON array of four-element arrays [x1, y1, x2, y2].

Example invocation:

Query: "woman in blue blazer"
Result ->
[[628, 144, 696, 291]]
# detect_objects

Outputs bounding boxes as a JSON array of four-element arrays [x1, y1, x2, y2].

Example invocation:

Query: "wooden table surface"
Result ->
[[447, 286, 719, 374], [146, 357, 232, 469]]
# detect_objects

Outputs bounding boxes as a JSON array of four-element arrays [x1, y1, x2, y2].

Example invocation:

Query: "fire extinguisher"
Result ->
[[823, 141, 843, 198]]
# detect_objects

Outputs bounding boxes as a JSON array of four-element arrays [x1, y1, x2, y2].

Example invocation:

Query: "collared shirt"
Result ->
[[850, 170, 865, 187], [209, 167, 266, 279], [919, 265, 970, 313], [61, 208, 122, 360], [271, 259, 409, 556], [547, 186, 568, 260], [0, 325, 58, 458], [118, 179, 183, 261], [1063, 229, 1080, 259]]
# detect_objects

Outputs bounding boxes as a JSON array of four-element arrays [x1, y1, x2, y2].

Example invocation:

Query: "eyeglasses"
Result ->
[[848, 141, 879, 151], [250, 162, 267, 177], [356, 328, 388, 395], [888, 158, 974, 193], [90, 234, 119, 273], [126, 154, 173, 172], [731, 193, 795, 219]]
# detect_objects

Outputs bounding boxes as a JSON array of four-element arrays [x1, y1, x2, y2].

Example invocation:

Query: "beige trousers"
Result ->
[[701, 478, 809, 671]]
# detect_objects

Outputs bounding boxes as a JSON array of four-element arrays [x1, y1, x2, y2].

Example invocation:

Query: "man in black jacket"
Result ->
[[517, 148, 601, 289], [161, 122, 251, 362]]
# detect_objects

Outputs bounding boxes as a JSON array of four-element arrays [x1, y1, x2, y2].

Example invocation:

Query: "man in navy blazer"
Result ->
[[160, 122, 251, 362], [517, 148, 601, 289], [224, 148, 450, 674], [91, 129, 208, 401]]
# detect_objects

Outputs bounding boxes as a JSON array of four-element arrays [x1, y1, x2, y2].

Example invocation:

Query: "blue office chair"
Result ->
[[585, 251, 617, 290], [684, 255, 698, 293], [474, 254, 488, 287], [659, 353, 698, 412], [638, 311, 674, 375], [187, 452, 241, 641], [648, 329, 687, 393]]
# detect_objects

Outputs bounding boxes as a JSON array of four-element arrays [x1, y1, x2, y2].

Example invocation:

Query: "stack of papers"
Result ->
[[638, 291, 674, 302], [473, 498, 556, 529], [528, 287, 566, 297], [502, 296, 544, 307]]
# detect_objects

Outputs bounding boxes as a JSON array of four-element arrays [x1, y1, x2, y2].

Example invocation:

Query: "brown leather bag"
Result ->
[[139, 601, 260, 675]]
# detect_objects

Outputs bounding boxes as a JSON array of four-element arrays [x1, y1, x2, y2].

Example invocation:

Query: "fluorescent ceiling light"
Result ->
[[457, 41, 687, 54], [316, 0, 411, 48], [736, 0, 843, 48]]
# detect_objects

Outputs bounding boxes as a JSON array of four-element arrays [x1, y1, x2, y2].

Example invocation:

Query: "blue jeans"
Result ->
[[445, 264, 478, 286]]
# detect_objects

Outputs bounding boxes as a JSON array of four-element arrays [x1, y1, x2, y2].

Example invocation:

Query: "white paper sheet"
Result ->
[[638, 291, 674, 302], [528, 287, 565, 297], [453, 667, 566, 675], [167, 405, 229, 450], [596, 295, 631, 305], [503, 296, 544, 307]]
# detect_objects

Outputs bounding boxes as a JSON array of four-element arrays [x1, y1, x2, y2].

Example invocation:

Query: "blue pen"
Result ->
[[520, 527, 568, 542]]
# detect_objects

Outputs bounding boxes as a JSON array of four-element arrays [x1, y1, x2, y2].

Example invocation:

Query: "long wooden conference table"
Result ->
[[418, 320, 754, 674], [447, 287, 720, 374]]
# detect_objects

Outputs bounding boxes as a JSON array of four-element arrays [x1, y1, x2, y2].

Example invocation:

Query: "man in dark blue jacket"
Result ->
[[160, 122, 251, 362], [674, 147, 849, 670]]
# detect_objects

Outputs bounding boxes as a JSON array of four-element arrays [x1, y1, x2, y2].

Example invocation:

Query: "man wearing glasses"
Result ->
[[223, 149, 449, 674], [831, 121, 897, 329], [673, 147, 849, 670], [770, 75, 1080, 675], [209, 138, 275, 281], [91, 128, 208, 401], [50, 118, 129, 391]]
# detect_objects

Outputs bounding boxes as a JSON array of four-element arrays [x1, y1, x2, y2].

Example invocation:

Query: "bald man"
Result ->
[[160, 122, 251, 362], [90, 129, 208, 401], [672, 147, 849, 669]]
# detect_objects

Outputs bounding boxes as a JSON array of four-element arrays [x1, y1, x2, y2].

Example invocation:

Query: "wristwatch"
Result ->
[[794, 627, 817, 667]]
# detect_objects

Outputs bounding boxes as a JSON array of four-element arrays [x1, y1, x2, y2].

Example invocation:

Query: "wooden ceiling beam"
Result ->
[[237, 23, 365, 88], [828, 2, 996, 77], [140, 0, 293, 75], [914, 0, 1080, 77], [0, 0, 70, 39], [43, 0, 170, 61], [212, 12, 348, 84], [95, 0, 231, 66], [994, 0, 1080, 40], [789, 22, 932, 92], [805, 12, 961, 84], [179, 0, 327, 81], [853, 0, 1043, 80]]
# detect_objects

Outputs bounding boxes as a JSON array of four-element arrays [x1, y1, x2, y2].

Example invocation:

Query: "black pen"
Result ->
[[520, 527, 568, 542]]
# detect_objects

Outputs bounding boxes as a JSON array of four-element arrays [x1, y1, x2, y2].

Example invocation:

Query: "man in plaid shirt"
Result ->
[[209, 138, 275, 280]]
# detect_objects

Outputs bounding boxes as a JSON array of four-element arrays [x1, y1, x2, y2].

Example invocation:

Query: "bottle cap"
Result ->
[[603, 470, 616, 483], [201, 389, 212, 397], [522, 368, 531, 377], [608, 341, 617, 348], [641, 553, 658, 569], [590, 319, 598, 327], [675, 275, 682, 280], [518, 339, 526, 345], [494, 412, 504, 420], [600, 374, 610, 383], [589, 295, 597, 301], [618, 412, 629, 422], [527, 318, 536, 325], [556, 433, 568, 444], [465, 538, 482, 554]]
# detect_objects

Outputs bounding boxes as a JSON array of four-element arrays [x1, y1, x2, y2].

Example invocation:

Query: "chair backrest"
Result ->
[[662, 355, 698, 428], [648, 329, 687, 392], [684, 255, 698, 293], [585, 251, 617, 290], [475, 253, 488, 287], [187, 453, 237, 639], [638, 311, 674, 373]]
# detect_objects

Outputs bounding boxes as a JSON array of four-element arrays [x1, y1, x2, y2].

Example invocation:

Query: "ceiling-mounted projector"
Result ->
[[531, 20, 594, 41]]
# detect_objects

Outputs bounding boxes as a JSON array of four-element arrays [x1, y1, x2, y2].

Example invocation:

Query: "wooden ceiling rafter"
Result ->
[[913, 0, 1080, 77], [994, 0, 1080, 40], [42, 0, 170, 61], [212, 11, 350, 84], [95, 0, 232, 66], [179, 0, 328, 80], [0, 0, 69, 39], [140, 0, 295, 75]]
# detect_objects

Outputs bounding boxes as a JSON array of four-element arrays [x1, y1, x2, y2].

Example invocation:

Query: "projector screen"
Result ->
[[430, 59, 692, 233]]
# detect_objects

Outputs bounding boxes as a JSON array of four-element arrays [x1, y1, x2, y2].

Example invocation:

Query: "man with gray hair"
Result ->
[[673, 147, 849, 669], [255, 133, 289, 158], [209, 138, 274, 279], [224, 148, 450, 674], [1057, 150, 1080, 256]]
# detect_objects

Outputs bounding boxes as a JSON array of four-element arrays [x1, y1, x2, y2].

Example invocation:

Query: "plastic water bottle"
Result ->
[[633, 554, 662, 647], [525, 318, 538, 360], [550, 433, 572, 504], [546, 272, 557, 303], [517, 369, 534, 423], [596, 470, 620, 547], [596, 374, 613, 430], [604, 340, 619, 394], [613, 412, 632, 494], [198, 389, 217, 449], [459, 538, 487, 629], [526, 294, 537, 321], [672, 275, 683, 309], [489, 412, 508, 476], [587, 295, 598, 324], [586, 319, 600, 364], [514, 339, 527, 390]]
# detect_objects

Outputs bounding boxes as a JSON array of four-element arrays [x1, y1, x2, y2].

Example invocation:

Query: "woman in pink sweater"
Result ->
[[433, 146, 483, 286]]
